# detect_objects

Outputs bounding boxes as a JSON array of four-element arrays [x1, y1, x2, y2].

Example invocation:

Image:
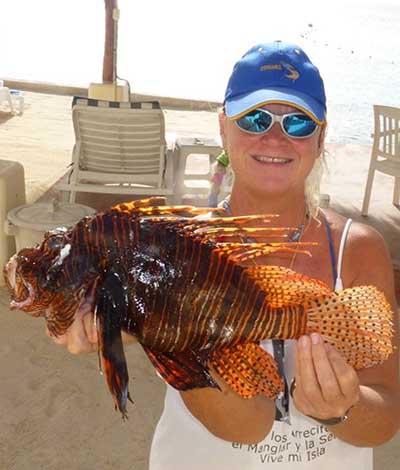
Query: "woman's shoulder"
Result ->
[[323, 209, 394, 292], [322, 208, 386, 248]]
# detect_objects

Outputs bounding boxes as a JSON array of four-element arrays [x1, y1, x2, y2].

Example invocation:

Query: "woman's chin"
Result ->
[[237, 177, 295, 197]]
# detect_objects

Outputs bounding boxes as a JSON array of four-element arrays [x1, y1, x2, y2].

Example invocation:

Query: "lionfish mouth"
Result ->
[[10, 283, 36, 310], [4, 256, 36, 310]]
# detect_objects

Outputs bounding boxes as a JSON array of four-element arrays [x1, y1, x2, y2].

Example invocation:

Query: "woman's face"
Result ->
[[219, 103, 325, 197]]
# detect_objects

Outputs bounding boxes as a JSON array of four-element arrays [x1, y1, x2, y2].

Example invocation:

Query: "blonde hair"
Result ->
[[212, 109, 328, 214], [305, 149, 327, 219], [209, 150, 327, 215]]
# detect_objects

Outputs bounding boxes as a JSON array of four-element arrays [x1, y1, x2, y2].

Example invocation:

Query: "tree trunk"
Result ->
[[102, 0, 117, 83]]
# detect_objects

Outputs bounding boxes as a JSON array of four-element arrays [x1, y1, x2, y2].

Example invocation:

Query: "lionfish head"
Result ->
[[4, 228, 72, 317]]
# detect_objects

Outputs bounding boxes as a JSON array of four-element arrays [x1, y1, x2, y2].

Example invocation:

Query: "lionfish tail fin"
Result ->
[[210, 342, 284, 399], [306, 286, 394, 369], [142, 347, 220, 391]]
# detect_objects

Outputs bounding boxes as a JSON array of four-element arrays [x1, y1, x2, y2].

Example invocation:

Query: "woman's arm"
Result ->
[[44, 258, 276, 444], [48, 313, 276, 444], [180, 368, 276, 444], [293, 223, 400, 446]]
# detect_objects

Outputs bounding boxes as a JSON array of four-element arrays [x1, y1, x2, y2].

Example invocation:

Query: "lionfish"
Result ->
[[3, 197, 394, 417]]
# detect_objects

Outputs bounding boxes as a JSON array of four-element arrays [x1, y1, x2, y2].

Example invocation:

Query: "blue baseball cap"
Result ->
[[224, 41, 326, 125]]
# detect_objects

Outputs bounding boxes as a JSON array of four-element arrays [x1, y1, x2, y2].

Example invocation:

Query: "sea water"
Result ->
[[1, 0, 399, 145]]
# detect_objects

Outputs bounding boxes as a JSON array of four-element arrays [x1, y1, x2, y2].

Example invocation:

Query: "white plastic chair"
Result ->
[[0, 87, 14, 113], [173, 137, 223, 204], [0, 86, 24, 115], [57, 97, 177, 203], [362, 105, 400, 216]]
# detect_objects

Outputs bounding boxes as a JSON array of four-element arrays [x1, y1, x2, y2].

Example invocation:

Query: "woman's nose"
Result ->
[[260, 122, 288, 142]]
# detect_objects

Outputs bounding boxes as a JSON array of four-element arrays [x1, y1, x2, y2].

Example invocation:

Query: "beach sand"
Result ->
[[0, 91, 399, 469]]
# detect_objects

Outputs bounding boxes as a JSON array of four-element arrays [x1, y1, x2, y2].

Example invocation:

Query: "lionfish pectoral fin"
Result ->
[[77, 275, 102, 317], [142, 346, 220, 391], [305, 286, 394, 370], [95, 271, 131, 418], [209, 342, 284, 399]]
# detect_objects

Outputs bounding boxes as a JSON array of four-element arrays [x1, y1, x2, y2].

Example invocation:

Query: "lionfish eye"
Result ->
[[43, 233, 67, 253]]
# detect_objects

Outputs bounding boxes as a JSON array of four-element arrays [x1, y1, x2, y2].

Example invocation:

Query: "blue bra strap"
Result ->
[[321, 211, 338, 285]]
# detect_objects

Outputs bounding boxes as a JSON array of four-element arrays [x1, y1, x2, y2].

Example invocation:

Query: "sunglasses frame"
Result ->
[[235, 108, 320, 139]]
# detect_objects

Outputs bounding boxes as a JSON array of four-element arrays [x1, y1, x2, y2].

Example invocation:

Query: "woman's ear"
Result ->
[[218, 112, 227, 149], [318, 124, 327, 152]]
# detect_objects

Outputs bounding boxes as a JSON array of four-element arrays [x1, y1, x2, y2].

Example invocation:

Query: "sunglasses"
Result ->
[[235, 108, 319, 139]]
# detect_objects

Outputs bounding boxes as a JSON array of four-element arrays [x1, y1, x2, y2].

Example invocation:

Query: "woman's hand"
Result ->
[[292, 333, 360, 420], [46, 312, 98, 354], [46, 312, 138, 354]]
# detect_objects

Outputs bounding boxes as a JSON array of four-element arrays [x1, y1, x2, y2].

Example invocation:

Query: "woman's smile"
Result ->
[[220, 102, 323, 196], [250, 154, 294, 164]]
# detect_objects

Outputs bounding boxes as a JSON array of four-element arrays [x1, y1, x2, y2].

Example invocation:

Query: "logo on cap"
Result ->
[[260, 62, 300, 81], [281, 62, 300, 80]]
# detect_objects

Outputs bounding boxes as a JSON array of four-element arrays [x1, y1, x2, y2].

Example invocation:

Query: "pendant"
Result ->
[[289, 224, 304, 242]]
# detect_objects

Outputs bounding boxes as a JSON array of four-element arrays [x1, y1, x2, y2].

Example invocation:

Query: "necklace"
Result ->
[[289, 212, 311, 270], [287, 218, 306, 242], [220, 197, 310, 270]]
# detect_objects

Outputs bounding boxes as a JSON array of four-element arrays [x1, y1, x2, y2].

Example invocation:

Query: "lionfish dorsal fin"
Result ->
[[111, 197, 167, 214], [111, 198, 222, 218], [213, 242, 316, 263], [180, 215, 281, 233], [178, 215, 311, 245]]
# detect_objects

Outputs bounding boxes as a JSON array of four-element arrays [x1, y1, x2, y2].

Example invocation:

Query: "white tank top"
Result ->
[[149, 218, 372, 469]]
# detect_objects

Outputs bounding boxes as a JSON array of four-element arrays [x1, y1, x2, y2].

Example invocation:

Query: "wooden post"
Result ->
[[102, 0, 117, 83]]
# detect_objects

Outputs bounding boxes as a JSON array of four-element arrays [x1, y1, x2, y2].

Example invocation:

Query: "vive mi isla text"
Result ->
[[232, 426, 336, 463]]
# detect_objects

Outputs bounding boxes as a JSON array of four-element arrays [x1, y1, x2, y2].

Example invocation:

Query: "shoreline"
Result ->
[[1, 78, 222, 112], [0, 79, 376, 146]]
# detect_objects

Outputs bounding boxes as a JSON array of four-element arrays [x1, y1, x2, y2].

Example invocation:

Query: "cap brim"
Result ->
[[225, 88, 326, 125]]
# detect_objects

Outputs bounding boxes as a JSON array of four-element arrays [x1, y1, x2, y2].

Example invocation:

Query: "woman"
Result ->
[[51, 41, 400, 468]]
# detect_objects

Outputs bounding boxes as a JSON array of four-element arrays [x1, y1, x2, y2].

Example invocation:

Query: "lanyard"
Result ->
[[218, 196, 291, 422]]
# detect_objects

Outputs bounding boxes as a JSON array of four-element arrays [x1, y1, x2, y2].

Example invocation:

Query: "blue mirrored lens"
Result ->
[[236, 110, 272, 133], [283, 114, 317, 137]]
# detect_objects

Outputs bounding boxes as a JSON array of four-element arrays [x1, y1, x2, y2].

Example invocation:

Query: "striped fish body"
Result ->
[[132, 225, 307, 353], [4, 197, 394, 417], [31, 206, 307, 349]]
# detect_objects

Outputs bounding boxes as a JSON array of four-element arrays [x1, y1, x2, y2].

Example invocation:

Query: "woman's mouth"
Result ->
[[251, 155, 293, 164]]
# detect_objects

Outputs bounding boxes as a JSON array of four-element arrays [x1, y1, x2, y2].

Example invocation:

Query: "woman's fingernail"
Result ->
[[299, 336, 308, 349], [311, 333, 320, 345]]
